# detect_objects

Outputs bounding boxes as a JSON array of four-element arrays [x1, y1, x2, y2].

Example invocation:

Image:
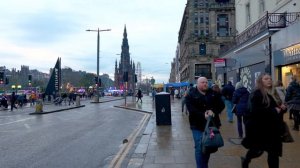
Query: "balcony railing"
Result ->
[[220, 12, 300, 55]]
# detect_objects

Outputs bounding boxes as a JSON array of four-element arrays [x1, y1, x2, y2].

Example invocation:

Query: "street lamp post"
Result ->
[[86, 28, 111, 102]]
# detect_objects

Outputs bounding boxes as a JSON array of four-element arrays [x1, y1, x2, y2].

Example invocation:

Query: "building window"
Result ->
[[217, 14, 229, 36], [194, 17, 199, 24], [199, 43, 206, 55], [194, 0, 198, 7], [206, 29, 209, 36], [194, 30, 199, 36], [195, 64, 212, 79], [200, 30, 204, 36], [246, 3, 251, 25], [200, 17, 204, 23], [205, 16, 209, 25], [259, 0, 265, 15]]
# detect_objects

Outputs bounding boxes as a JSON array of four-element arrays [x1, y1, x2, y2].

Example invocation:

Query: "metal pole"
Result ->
[[96, 28, 100, 102], [125, 82, 127, 106], [86, 28, 110, 102]]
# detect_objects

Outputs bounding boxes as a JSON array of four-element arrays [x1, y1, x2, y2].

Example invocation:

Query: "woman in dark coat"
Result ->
[[232, 82, 250, 138], [241, 73, 286, 168]]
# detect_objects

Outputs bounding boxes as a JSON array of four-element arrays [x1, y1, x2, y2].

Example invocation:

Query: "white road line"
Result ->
[[109, 113, 150, 168], [0, 117, 34, 126]]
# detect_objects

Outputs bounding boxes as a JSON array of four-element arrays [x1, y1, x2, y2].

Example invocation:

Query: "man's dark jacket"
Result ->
[[222, 83, 235, 100], [285, 80, 300, 102], [185, 87, 225, 131], [232, 87, 250, 116]]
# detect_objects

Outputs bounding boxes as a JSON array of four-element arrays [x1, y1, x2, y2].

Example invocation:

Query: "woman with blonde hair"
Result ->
[[241, 73, 287, 168]]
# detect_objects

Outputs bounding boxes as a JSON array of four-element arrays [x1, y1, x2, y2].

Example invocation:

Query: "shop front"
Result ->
[[274, 43, 300, 87], [272, 21, 300, 88]]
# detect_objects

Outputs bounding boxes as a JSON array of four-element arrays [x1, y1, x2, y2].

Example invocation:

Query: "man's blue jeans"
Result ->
[[224, 99, 233, 122], [192, 129, 210, 168]]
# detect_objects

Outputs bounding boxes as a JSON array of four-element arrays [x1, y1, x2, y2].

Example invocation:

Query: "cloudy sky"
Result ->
[[0, 0, 186, 83]]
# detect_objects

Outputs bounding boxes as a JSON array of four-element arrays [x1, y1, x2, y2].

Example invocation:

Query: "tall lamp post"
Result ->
[[86, 28, 111, 102]]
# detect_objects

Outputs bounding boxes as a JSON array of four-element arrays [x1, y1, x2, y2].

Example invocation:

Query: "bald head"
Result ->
[[197, 77, 208, 92]]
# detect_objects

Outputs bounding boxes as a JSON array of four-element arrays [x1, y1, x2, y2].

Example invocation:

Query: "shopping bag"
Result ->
[[202, 116, 224, 154]]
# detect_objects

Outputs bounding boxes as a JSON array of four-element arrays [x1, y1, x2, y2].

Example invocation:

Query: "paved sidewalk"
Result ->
[[124, 96, 300, 168]]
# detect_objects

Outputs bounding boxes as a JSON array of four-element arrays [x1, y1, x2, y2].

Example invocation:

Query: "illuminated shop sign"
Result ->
[[281, 43, 300, 63]]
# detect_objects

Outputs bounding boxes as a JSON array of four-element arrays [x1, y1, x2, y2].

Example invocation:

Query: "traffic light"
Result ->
[[94, 76, 102, 86], [28, 74, 32, 85], [199, 43, 206, 55], [0, 72, 4, 84]]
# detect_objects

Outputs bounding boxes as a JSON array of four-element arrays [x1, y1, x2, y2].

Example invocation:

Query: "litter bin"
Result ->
[[155, 92, 171, 125], [35, 99, 43, 113]]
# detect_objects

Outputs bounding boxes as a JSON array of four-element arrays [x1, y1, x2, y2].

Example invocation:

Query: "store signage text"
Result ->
[[282, 43, 300, 63]]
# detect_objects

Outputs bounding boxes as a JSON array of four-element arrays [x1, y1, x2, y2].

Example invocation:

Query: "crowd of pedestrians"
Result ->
[[158, 73, 299, 168], [0, 91, 39, 111]]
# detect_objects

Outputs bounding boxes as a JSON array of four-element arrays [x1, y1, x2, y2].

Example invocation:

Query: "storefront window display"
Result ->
[[281, 64, 300, 87]]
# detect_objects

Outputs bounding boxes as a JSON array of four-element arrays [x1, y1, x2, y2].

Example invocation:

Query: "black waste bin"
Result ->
[[155, 92, 171, 125]]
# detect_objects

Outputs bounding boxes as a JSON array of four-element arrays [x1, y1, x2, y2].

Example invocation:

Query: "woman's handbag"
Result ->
[[282, 121, 294, 143], [202, 116, 224, 154]]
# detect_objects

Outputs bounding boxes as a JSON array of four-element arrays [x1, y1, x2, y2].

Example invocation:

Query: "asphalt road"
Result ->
[[0, 99, 145, 168]]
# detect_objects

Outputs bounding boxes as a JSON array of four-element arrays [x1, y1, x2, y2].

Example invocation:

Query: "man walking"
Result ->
[[285, 75, 300, 131], [10, 92, 17, 111], [136, 88, 143, 103], [185, 77, 224, 168], [222, 81, 235, 122]]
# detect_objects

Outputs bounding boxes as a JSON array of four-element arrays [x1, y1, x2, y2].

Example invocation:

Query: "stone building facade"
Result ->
[[219, 0, 300, 90], [178, 0, 235, 83]]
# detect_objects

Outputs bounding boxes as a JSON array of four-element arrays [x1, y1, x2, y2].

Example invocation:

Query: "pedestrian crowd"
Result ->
[[157, 73, 299, 168], [0, 91, 39, 111]]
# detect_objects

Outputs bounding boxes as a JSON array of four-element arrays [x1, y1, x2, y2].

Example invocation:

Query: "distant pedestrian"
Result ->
[[136, 88, 143, 103], [181, 87, 188, 114], [211, 84, 225, 127], [174, 88, 179, 98], [241, 73, 287, 168], [62, 92, 68, 105], [222, 81, 235, 122], [151, 88, 156, 101], [10, 92, 17, 111], [68, 92, 75, 105], [170, 88, 175, 100], [0, 94, 8, 109], [42, 92, 45, 102], [232, 82, 250, 138], [285, 75, 300, 131], [185, 77, 224, 168]]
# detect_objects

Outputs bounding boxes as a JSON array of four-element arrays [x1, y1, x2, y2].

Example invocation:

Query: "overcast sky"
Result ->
[[0, 0, 186, 83]]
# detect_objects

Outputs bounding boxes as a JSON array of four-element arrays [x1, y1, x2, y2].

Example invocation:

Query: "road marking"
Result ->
[[0, 117, 34, 126], [109, 113, 150, 168]]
